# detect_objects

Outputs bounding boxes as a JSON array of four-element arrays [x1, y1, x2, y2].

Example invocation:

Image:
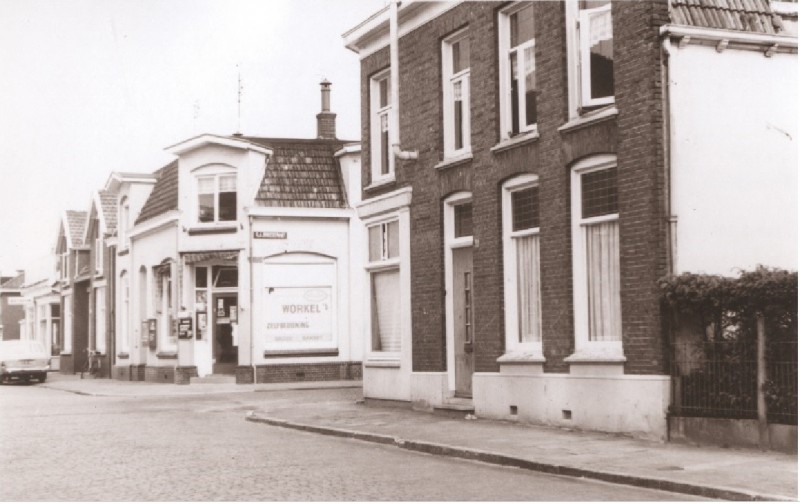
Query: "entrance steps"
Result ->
[[433, 397, 475, 418], [190, 374, 236, 385]]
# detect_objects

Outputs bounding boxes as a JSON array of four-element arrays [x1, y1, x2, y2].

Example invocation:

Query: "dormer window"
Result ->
[[197, 172, 237, 223]]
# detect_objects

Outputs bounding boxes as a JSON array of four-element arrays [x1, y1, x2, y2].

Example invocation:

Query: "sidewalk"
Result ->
[[39, 373, 797, 500], [246, 396, 798, 501], [38, 372, 361, 397]]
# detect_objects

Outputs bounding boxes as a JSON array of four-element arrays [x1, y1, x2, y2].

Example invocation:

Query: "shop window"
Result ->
[[367, 220, 401, 353], [566, 0, 615, 116], [570, 155, 622, 358], [499, 2, 538, 139], [442, 28, 471, 158], [196, 172, 237, 223], [370, 69, 393, 183], [502, 176, 542, 352], [213, 266, 238, 288]]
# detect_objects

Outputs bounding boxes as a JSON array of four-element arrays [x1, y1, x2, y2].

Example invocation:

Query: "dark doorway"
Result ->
[[212, 294, 238, 374]]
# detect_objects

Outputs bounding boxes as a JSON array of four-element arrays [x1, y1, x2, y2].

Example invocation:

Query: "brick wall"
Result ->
[[255, 362, 362, 384], [144, 365, 175, 384], [112, 364, 131, 381], [358, 2, 670, 376]]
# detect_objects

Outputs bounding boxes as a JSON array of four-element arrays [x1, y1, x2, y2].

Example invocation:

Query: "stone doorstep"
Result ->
[[190, 374, 236, 385], [245, 411, 794, 502], [433, 397, 475, 418]]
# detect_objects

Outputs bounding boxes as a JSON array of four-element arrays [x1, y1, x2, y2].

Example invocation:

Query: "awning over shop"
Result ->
[[181, 250, 240, 264]]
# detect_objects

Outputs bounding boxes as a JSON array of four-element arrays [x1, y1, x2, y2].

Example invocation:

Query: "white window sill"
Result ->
[[364, 357, 401, 368], [564, 347, 626, 364], [186, 225, 238, 236], [558, 106, 618, 134], [435, 152, 473, 171], [365, 176, 396, 192], [497, 348, 545, 364], [490, 131, 539, 154]]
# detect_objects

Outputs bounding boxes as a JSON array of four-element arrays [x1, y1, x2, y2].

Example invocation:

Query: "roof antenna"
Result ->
[[234, 64, 243, 137]]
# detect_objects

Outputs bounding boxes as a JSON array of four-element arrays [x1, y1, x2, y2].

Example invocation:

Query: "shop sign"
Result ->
[[264, 287, 332, 345], [7, 297, 28, 306], [254, 231, 287, 240]]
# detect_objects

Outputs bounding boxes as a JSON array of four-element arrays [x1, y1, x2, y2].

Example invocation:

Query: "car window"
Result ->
[[0, 340, 46, 357]]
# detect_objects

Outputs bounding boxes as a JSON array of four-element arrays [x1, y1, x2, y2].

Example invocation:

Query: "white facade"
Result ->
[[667, 40, 798, 275]]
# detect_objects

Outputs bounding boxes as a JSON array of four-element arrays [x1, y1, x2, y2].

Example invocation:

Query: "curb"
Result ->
[[245, 411, 791, 502], [39, 381, 362, 398]]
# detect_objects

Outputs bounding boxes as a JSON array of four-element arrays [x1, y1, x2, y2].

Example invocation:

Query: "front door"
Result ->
[[212, 294, 238, 374], [453, 246, 474, 397]]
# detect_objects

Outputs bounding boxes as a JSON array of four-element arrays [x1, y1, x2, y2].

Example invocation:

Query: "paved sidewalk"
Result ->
[[37, 372, 361, 397], [247, 397, 798, 501], [34, 373, 797, 500]]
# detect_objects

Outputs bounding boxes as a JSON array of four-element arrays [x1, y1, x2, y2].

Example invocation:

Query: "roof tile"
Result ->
[[670, 0, 787, 34], [65, 210, 88, 247], [135, 160, 179, 225]]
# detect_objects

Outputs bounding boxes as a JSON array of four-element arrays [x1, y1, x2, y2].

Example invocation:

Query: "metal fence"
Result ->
[[670, 339, 797, 425]]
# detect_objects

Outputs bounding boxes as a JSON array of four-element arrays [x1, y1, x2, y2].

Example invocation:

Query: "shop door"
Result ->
[[212, 294, 238, 374], [453, 246, 474, 397]]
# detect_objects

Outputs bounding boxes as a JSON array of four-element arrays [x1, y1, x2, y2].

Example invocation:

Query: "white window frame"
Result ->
[[442, 28, 471, 159], [443, 191, 473, 391], [501, 175, 544, 359], [569, 154, 623, 361], [95, 237, 103, 275], [365, 217, 402, 358], [119, 196, 129, 249], [193, 166, 238, 225], [498, 2, 538, 140], [154, 266, 176, 353], [565, 0, 615, 118], [369, 69, 394, 185], [95, 286, 106, 354], [119, 271, 129, 353]]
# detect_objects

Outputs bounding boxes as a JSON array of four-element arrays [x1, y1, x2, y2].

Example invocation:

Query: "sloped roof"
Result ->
[[65, 210, 88, 248], [670, 0, 787, 34], [135, 160, 179, 225], [1, 272, 25, 289], [245, 137, 349, 209], [99, 189, 118, 233]]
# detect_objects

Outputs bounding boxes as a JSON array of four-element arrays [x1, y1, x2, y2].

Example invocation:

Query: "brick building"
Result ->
[[0, 272, 25, 341], [344, 0, 796, 439]]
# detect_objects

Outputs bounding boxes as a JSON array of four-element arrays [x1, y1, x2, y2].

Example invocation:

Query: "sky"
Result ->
[[0, 0, 386, 278]]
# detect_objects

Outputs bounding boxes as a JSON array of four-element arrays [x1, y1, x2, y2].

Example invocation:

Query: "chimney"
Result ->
[[316, 79, 337, 139]]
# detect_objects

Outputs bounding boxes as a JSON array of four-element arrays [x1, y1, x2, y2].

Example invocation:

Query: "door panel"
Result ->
[[453, 246, 474, 397], [213, 295, 238, 374]]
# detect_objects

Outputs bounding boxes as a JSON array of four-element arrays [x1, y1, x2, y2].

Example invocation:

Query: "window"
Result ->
[[119, 271, 129, 353], [197, 173, 237, 223], [502, 176, 542, 353], [367, 220, 400, 353], [119, 196, 129, 247], [442, 28, 471, 157], [213, 265, 238, 288], [95, 237, 103, 274], [50, 304, 60, 356], [370, 69, 393, 183], [154, 266, 175, 352], [566, 0, 615, 115], [499, 2, 537, 139], [60, 253, 68, 280], [95, 287, 106, 353], [570, 155, 622, 358], [63, 294, 72, 353]]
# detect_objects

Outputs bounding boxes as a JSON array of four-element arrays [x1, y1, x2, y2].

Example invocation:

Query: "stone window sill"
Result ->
[[117, 352, 130, 359], [434, 152, 473, 171], [558, 106, 618, 134], [365, 176, 397, 192], [564, 348, 626, 364], [490, 131, 539, 154], [156, 352, 178, 359], [364, 358, 401, 368], [497, 349, 546, 364], [264, 348, 339, 358]]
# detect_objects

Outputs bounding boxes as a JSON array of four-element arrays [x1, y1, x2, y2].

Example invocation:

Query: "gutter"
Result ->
[[660, 24, 797, 55]]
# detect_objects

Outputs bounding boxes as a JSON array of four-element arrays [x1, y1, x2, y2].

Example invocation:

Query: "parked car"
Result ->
[[0, 340, 50, 384]]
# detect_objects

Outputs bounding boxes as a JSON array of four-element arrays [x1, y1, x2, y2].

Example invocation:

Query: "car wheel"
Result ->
[[39, 374, 47, 383], [22, 376, 30, 384]]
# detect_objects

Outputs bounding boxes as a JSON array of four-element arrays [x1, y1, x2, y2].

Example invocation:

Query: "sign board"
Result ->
[[177, 317, 193, 340], [7, 297, 28, 306], [264, 287, 332, 345], [254, 231, 287, 240]]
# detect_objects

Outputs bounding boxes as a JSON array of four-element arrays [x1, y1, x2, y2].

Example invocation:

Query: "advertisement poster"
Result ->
[[264, 287, 332, 345]]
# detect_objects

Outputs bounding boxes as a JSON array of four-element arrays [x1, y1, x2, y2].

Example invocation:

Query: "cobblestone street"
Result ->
[[0, 383, 704, 501]]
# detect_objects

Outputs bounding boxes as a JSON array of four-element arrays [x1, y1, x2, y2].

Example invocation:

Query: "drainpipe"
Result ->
[[248, 213, 257, 384], [661, 36, 677, 275], [389, 0, 418, 161]]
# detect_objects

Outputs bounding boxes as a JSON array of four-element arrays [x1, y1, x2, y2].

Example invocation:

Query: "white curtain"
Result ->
[[585, 220, 621, 341], [371, 269, 401, 352], [515, 234, 541, 343]]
